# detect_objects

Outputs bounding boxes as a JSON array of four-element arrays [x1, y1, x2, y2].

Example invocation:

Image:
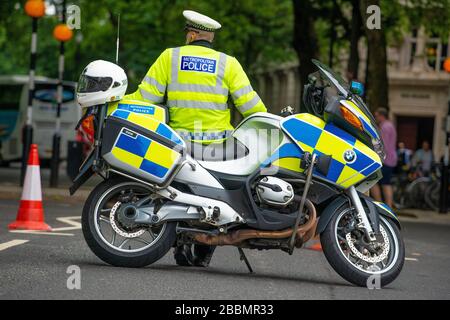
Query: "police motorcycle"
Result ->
[[72, 59, 404, 287]]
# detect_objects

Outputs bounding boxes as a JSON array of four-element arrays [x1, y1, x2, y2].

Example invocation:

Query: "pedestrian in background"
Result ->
[[412, 140, 434, 177], [371, 108, 397, 209], [396, 141, 412, 174]]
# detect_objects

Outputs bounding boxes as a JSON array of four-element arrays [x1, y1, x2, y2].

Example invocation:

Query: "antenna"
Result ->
[[115, 13, 120, 64]]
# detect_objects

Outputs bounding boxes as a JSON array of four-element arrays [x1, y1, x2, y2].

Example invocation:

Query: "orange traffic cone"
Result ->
[[8, 144, 51, 231], [306, 235, 322, 251], [308, 242, 323, 251]]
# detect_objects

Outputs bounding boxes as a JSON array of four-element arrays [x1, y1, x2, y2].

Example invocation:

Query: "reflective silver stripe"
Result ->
[[177, 130, 233, 141], [143, 76, 166, 93], [231, 85, 253, 100], [167, 100, 228, 110], [168, 83, 228, 96], [238, 94, 261, 113], [215, 53, 227, 88], [140, 88, 164, 103], [171, 47, 181, 83]]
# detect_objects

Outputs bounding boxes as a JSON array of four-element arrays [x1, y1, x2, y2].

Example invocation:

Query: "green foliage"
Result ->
[[404, 0, 450, 40], [1, 0, 448, 93], [380, 0, 450, 43], [0, 0, 294, 91]]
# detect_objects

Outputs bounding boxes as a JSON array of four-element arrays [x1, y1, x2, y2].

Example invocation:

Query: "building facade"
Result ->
[[253, 31, 450, 159]]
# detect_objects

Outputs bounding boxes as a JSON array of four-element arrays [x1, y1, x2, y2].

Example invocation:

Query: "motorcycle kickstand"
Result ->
[[237, 248, 253, 273]]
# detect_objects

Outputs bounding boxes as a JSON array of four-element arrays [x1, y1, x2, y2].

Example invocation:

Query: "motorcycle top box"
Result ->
[[107, 99, 169, 123], [101, 100, 185, 185]]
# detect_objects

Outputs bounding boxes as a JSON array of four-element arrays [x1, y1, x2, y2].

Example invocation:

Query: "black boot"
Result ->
[[174, 244, 194, 266], [193, 245, 216, 267]]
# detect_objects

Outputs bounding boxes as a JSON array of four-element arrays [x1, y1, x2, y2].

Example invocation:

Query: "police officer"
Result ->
[[125, 10, 267, 267]]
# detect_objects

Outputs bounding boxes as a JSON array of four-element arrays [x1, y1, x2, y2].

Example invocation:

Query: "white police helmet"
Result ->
[[76, 60, 128, 108]]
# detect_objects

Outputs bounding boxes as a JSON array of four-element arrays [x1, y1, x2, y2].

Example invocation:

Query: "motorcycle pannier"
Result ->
[[101, 102, 185, 186]]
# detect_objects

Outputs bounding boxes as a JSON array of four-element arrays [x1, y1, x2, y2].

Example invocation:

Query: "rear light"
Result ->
[[81, 115, 94, 135], [79, 115, 94, 144], [340, 106, 363, 131]]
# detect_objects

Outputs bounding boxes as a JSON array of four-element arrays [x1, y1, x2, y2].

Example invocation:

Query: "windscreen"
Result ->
[[311, 59, 381, 139]]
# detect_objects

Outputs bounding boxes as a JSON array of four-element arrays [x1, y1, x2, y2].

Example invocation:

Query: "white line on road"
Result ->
[[405, 257, 419, 261], [9, 230, 74, 236], [52, 216, 81, 232], [0, 239, 29, 251], [8, 216, 81, 236]]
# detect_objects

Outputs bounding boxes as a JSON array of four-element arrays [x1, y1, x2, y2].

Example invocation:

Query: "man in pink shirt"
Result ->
[[371, 108, 397, 208]]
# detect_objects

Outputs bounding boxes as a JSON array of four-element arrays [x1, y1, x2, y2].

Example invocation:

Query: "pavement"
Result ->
[[0, 197, 449, 300], [0, 166, 100, 203], [1, 166, 450, 299]]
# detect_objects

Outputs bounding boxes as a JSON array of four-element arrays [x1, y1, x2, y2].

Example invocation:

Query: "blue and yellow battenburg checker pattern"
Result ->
[[111, 128, 181, 180], [373, 201, 399, 222], [266, 113, 382, 189], [106, 99, 185, 183], [108, 104, 184, 148], [108, 99, 167, 123], [261, 143, 304, 174]]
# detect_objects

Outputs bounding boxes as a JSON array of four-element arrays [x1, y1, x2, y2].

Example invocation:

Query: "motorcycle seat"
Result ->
[[186, 137, 249, 162]]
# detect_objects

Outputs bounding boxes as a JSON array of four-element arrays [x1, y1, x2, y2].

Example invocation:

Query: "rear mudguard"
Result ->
[[69, 151, 95, 195], [315, 193, 401, 235]]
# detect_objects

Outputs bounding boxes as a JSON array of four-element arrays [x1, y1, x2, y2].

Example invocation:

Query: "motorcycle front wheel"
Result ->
[[82, 177, 177, 268], [320, 205, 405, 287]]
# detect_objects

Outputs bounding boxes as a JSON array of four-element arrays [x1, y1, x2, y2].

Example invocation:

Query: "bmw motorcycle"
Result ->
[[72, 59, 404, 287]]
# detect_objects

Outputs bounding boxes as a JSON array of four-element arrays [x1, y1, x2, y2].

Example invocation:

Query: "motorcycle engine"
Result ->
[[255, 177, 295, 207]]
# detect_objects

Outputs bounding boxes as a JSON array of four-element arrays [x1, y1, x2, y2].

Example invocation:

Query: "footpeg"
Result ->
[[199, 206, 221, 225]]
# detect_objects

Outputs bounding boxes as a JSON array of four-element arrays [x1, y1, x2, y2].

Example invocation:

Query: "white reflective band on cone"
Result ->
[[21, 165, 42, 201]]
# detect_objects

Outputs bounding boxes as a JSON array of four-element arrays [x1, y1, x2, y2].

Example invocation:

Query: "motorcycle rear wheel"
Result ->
[[82, 177, 177, 268], [320, 205, 405, 287]]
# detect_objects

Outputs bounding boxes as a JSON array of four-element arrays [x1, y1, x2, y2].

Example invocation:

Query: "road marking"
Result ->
[[52, 216, 81, 232], [412, 252, 421, 256], [405, 257, 419, 261], [8, 216, 81, 237], [0, 239, 29, 251], [9, 230, 74, 236]]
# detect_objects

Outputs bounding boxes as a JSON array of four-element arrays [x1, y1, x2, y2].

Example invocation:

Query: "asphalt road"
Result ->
[[0, 199, 449, 300]]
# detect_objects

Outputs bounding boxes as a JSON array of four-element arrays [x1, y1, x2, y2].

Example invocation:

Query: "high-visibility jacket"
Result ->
[[125, 43, 267, 143]]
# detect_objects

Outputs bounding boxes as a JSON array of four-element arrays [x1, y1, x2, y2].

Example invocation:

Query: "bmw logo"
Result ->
[[343, 150, 357, 163]]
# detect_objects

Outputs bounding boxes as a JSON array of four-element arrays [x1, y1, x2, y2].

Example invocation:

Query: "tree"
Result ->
[[0, 0, 294, 91], [292, 0, 319, 111], [348, 0, 363, 80], [358, 0, 450, 111], [360, 0, 389, 112]]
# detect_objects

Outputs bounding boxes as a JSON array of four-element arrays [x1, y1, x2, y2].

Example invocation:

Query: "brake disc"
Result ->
[[109, 201, 146, 238], [345, 225, 390, 264]]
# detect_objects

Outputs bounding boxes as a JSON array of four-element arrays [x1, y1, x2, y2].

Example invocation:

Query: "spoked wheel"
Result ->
[[424, 181, 440, 211], [321, 206, 405, 287], [82, 177, 176, 267], [405, 178, 430, 209], [392, 176, 407, 210]]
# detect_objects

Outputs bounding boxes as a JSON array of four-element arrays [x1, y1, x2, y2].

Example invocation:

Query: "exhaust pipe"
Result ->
[[193, 199, 317, 247]]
